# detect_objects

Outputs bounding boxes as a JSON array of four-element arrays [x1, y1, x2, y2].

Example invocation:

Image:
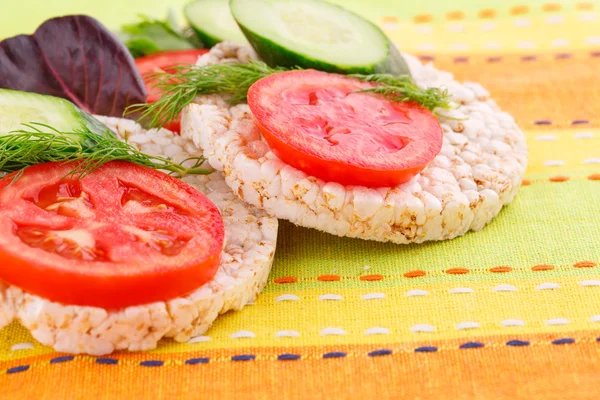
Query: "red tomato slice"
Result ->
[[0, 161, 224, 308], [247, 70, 443, 187], [135, 49, 209, 130]]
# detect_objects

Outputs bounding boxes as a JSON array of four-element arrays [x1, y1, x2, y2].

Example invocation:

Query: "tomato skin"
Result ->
[[0, 162, 224, 308], [135, 49, 209, 131], [247, 70, 443, 188]]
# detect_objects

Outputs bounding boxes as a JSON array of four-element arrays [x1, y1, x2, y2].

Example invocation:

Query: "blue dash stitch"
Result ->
[[460, 342, 485, 349], [96, 358, 118, 365], [140, 360, 164, 367], [506, 340, 530, 346], [415, 346, 438, 353], [368, 349, 393, 357], [552, 338, 575, 345], [231, 354, 256, 362], [323, 352, 347, 359], [185, 358, 210, 365], [7, 365, 30, 374], [278, 354, 301, 361], [50, 356, 74, 364]]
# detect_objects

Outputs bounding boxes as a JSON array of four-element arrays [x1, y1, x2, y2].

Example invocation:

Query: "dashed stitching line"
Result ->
[[231, 354, 256, 362], [408, 3, 592, 23], [185, 357, 210, 365], [323, 352, 347, 359], [96, 358, 118, 365], [5, 338, 599, 373], [523, 176, 600, 185], [140, 360, 163, 367], [49, 356, 74, 364], [271, 261, 598, 283], [418, 52, 600, 63]]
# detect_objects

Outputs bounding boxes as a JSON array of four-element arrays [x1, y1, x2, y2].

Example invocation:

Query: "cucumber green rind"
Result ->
[[188, 27, 223, 48], [0, 89, 113, 141], [185, 0, 247, 47], [231, 0, 409, 75], [237, 25, 382, 74]]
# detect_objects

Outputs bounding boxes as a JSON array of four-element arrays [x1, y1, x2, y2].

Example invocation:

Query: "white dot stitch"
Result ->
[[493, 284, 518, 292], [320, 328, 346, 336], [590, 315, 600, 323], [382, 22, 399, 31], [574, 132, 595, 139], [415, 25, 433, 34], [362, 293, 386, 300], [456, 322, 480, 330], [544, 160, 565, 167], [449, 287, 474, 294], [579, 12, 597, 22], [410, 324, 435, 333], [275, 330, 300, 338], [551, 39, 569, 47], [514, 18, 531, 28], [230, 331, 256, 339], [450, 43, 469, 51], [536, 283, 560, 290], [585, 36, 600, 45], [10, 343, 34, 351], [365, 327, 391, 335], [417, 43, 436, 51], [363, 265, 372, 271], [319, 294, 343, 301], [580, 280, 600, 287], [546, 15, 564, 24], [483, 42, 501, 50], [187, 336, 211, 344], [501, 319, 525, 327], [517, 41, 536, 49], [406, 289, 429, 297], [535, 134, 558, 141], [481, 22, 497, 31], [546, 318, 569, 325], [583, 158, 600, 164], [447, 23, 464, 32], [275, 294, 299, 302]]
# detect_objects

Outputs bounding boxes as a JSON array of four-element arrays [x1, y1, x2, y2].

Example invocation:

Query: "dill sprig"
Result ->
[[0, 123, 211, 180], [348, 74, 452, 113], [127, 61, 288, 128], [128, 61, 453, 129]]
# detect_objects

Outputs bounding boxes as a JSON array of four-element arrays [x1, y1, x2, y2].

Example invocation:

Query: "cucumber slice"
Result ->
[[374, 43, 410, 76], [185, 0, 247, 47], [0, 89, 110, 138], [230, 0, 391, 74]]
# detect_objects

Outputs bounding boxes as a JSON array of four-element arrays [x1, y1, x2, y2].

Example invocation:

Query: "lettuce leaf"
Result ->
[[0, 15, 147, 117]]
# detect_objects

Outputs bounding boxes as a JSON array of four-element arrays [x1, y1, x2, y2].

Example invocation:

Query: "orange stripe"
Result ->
[[3, 333, 600, 399], [428, 51, 600, 130]]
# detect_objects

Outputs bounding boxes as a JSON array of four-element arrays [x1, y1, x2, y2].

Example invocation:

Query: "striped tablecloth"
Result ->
[[1, 1, 600, 398]]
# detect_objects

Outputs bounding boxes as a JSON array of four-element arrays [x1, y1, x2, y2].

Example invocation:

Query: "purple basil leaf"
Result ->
[[0, 15, 147, 117]]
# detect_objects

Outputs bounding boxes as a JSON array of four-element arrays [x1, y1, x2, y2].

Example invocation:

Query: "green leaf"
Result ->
[[120, 14, 197, 58]]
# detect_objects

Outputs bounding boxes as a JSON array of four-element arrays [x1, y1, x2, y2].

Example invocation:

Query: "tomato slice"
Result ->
[[135, 49, 209, 130], [0, 161, 224, 308], [247, 70, 443, 188]]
